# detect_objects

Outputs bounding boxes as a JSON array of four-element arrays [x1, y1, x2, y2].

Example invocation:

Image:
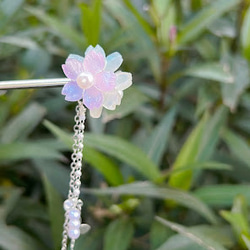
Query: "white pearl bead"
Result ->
[[68, 228, 80, 239], [76, 152, 82, 159], [69, 219, 81, 228], [73, 189, 80, 196], [63, 199, 74, 211], [76, 161, 82, 168], [75, 180, 81, 186], [79, 143, 83, 149], [68, 208, 80, 220], [79, 124, 85, 130], [75, 170, 81, 177]]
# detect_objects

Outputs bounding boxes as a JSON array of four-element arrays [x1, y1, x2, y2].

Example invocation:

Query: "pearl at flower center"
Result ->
[[76, 72, 94, 89]]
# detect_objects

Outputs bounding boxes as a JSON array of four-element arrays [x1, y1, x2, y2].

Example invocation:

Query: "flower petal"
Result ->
[[115, 72, 132, 91], [89, 106, 103, 118], [93, 44, 105, 57], [94, 71, 116, 92], [105, 52, 123, 72], [61, 81, 83, 101], [103, 91, 123, 110], [83, 50, 105, 74], [85, 45, 94, 56], [68, 54, 84, 62], [62, 58, 84, 80], [83, 86, 103, 109]]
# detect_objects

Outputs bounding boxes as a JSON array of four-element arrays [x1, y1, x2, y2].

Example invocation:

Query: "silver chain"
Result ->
[[61, 101, 86, 250]]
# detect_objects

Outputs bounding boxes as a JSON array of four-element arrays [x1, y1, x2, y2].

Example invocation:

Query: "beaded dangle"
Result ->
[[60, 44, 132, 249]]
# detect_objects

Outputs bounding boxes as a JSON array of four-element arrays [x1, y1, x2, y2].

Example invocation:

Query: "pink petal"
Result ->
[[105, 52, 123, 72], [62, 58, 84, 80], [83, 86, 103, 109], [83, 50, 105, 75], [93, 45, 105, 57], [61, 81, 83, 101], [94, 71, 116, 92]]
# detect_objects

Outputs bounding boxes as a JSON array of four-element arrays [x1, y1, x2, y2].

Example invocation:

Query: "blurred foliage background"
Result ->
[[1, 0, 250, 249]]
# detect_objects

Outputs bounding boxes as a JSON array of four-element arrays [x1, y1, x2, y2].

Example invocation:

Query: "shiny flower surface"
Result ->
[[61, 45, 132, 118]]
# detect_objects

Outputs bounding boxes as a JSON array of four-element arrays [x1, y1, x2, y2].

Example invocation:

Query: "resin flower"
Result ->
[[61, 45, 132, 118]]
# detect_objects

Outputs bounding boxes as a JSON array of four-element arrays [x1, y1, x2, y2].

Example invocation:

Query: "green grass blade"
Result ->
[[44, 120, 161, 181], [25, 6, 85, 50], [177, 0, 241, 46], [144, 107, 176, 166], [42, 175, 64, 250], [84, 182, 217, 223], [156, 217, 227, 250], [241, 7, 250, 60], [195, 184, 250, 206], [104, 217, 134, 250]]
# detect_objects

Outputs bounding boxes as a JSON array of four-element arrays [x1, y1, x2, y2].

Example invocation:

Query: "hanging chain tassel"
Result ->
[[61, 101, 90, 250], [60, 44, 132, 249]]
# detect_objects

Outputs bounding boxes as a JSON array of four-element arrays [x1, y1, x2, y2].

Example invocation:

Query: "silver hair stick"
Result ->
[[0, 78, 70, 90]]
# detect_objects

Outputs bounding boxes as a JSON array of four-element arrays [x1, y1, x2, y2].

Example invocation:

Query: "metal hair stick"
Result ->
[[0, 78, 70, 90]]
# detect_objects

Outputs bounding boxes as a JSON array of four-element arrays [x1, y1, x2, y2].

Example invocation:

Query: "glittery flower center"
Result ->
[[76, 72, 94, 89]]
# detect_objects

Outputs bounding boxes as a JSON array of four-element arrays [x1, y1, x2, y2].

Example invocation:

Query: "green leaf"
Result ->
[[42, 175, 64, 250], [84, 182, 217, 223], [150, 220, 174, 249], [144, 107, 176, 166], [169, 161, 232, 175], [177, 0, 241, 46], [169, 107, 227, 190], [168, 114, 208, 189], [104, 0, 161, 82], [84, 147, 124, 186], [222, 128, 250, 168], [220, 56, 250, 111], [104, 217, 134, 250], [156, 234, 206, 250], [44, 120, 161, 181], [79, 0, 102, 45], [104, 87, 149, 122], [0, 0, 24, 30], [0, 103, 46, 143], [241, 6, 250, 60], [220, 195, 250, 248], [156, 225, 234, 250], [195, 184, 250, 206], [43, 121, 123, 186], [0, 142, 62, 161], [156, 217, 227, 250], [242, 235, 250, 250], [25, 6, 85, 50], [0, 223, 44, 250], [185, 63, 234, 84]]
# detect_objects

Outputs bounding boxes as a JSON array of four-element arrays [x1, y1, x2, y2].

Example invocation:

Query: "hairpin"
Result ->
[[0, 44, 132, 250], [60, 45, 132, 250]]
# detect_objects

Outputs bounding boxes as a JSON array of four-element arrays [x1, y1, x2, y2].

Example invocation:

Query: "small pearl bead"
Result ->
[[75, 170, 81, 177], [79, 143, 83, 149], [69, 219, 81, 228], [75, 180, 81, 186], [68, 208, 80, 219], [63, 199, 74, 211], [73, 189, 80, 196], [76, 161, 82, 168], [68, 228, 80, 239], [79, 124, 85, 130], [76, 152, 82, 159]]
